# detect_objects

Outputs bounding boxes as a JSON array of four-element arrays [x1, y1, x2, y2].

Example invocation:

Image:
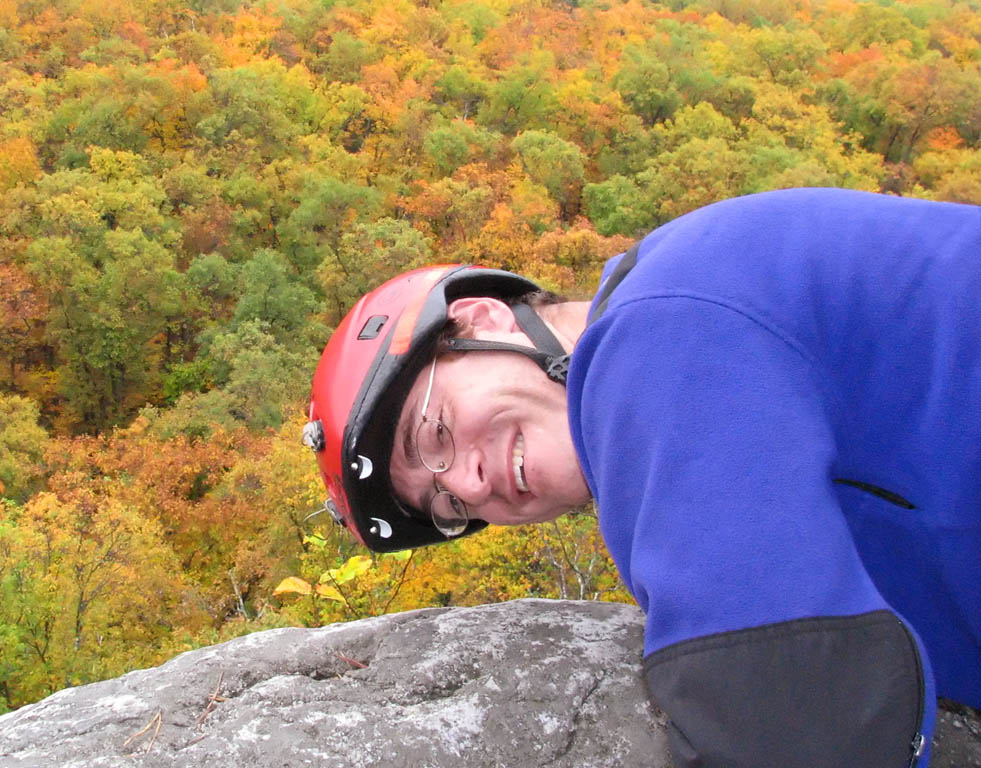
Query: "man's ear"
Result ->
[[446, 297, 518, 335]]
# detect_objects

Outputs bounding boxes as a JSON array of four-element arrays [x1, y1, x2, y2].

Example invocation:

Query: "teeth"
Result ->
[[512, 434, 529, 493]]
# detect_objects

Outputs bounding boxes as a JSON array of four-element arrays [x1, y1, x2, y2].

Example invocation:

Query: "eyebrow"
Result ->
[[394, 416, 430, 514], [402, 390, 422, 469], [399, 394, 422, 471]]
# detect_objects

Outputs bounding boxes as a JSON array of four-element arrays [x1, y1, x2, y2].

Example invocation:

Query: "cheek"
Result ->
[[535, 438, 588, 501]]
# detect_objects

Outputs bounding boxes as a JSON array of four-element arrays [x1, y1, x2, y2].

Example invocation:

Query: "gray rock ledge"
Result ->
[[1, 598, 978, 767], [0, 600, 668, 767]]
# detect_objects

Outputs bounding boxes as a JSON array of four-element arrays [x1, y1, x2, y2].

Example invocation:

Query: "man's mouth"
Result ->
[[512, 434, 529, 493]]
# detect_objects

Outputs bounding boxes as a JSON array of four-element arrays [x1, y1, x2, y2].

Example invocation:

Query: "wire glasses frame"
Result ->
[[416, 357, 469, 537]]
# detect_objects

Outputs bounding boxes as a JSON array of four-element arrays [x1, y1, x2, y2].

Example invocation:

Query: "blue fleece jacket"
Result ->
[[567, 188, 980, 767]]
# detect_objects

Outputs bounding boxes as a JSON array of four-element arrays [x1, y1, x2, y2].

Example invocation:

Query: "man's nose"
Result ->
[[440, 447, 490, 506]]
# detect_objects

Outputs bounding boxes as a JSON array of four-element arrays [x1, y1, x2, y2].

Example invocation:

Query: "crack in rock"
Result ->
[[547, 674, 606, 764]]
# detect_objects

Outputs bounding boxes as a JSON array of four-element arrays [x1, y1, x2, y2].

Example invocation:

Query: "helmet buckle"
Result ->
[[303, 498, 346, 528], [302, 420, 325, 451], [325, 499, 344, 526]]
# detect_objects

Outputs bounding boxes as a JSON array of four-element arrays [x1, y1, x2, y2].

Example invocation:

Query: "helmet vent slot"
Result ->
[[358, 315, 389, 340]]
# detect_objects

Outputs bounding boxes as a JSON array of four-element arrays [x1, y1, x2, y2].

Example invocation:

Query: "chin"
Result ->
[[525, 505, 572, 525], [484, 508, 561, 527]]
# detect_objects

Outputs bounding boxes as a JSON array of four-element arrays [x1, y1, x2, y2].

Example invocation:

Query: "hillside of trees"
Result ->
[[1, 0, 979, 712]]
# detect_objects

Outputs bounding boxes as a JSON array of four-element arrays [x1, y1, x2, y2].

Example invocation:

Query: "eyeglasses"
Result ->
[[417, 357, 469, 537]]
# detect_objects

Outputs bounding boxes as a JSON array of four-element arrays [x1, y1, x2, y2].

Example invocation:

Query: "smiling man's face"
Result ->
[[388, 298, 590, 529]]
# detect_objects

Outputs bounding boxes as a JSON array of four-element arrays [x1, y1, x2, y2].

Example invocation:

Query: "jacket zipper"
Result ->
[[909, 734, 926, 767], [835, 479, 923, 763], [832, 478, 915, 509], [900, 621, 926, 768]]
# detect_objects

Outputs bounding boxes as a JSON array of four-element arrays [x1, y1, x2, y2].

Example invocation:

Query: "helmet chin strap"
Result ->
[[445, 303, 570, 385]]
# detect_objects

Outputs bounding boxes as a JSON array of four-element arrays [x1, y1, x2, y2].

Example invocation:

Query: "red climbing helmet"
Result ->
[[303, 265, 541, 552]]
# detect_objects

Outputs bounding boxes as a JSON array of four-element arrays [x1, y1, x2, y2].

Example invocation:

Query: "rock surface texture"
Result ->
[[0, 598, 978, 768], [0, 600, 668, 767]]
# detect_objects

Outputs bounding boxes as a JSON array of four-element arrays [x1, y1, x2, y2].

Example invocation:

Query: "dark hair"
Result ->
[[507, 288, 567, 310]]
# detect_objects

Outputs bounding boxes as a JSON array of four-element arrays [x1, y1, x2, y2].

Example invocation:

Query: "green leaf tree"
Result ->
[[0, 394, 48, 502], [510, 130, 586, 220], [233, 249, 320, 343]]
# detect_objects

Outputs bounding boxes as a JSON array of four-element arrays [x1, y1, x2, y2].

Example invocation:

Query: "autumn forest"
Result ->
[[1, 0, 980, 711]]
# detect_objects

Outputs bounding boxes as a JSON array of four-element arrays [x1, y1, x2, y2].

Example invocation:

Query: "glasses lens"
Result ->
[[431, 490, 468, 537], [417, 419, 455, 473]]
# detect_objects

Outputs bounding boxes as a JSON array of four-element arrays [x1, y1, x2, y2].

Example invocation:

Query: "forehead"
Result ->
[[397, 350, 461, 425], [395, 348, 498, 427], [399, 354, 442, 429]]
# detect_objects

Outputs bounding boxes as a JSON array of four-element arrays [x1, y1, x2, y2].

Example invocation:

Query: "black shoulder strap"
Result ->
[[587, 241, 641, 326]]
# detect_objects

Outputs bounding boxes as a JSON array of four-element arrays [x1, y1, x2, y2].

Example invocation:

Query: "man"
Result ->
[[303, 188, 980, 767]]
